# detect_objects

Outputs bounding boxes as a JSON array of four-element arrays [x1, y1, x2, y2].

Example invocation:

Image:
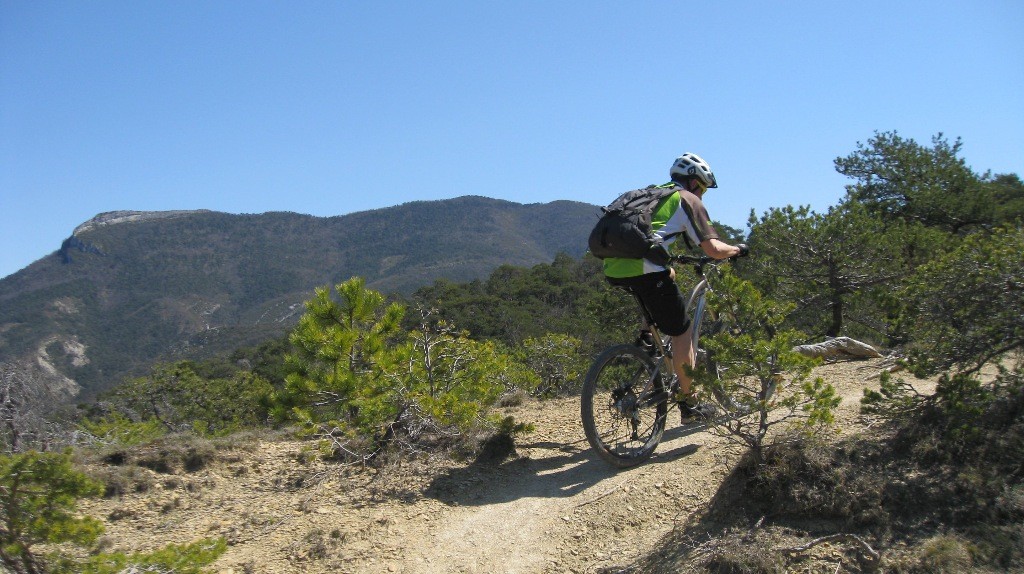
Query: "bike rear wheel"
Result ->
[[581, 344, 668, 468]]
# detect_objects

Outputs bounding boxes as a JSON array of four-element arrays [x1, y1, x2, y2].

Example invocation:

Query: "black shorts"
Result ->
[[607, 271, 691, 336]]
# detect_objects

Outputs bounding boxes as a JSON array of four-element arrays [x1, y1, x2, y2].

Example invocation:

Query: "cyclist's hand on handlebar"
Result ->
[[730, 243, 750, 261]]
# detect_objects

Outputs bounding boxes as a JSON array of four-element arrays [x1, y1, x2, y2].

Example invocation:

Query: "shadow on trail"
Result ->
[[663, 420, 711, 442], [424, 423, 708, 507], [632, 421, 707, 465], [425, 439, 609, 507]]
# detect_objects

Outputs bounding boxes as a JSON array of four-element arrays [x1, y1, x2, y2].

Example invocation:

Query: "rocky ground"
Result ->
[[77, 356, 922, 573]]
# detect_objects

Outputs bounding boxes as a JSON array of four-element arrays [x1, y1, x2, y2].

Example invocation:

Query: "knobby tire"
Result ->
[[581, 344, 668, 468]]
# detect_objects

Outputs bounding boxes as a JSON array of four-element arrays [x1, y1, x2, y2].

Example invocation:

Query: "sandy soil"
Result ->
[[78, 356, 921, 573]]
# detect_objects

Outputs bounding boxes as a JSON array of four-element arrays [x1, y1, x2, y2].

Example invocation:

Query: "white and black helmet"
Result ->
[[670, 152, 718, 189]]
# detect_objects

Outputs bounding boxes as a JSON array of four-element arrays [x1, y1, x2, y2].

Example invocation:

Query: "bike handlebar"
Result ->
[[669, 243, 749, 272], [670, 254, 716, 265], [670, 250, 749, 265]]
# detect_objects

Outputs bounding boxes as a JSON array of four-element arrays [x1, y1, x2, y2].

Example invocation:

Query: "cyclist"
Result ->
[[603, 152, 748, 422]]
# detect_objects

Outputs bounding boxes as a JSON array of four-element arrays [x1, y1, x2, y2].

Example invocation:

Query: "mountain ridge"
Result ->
[[72, 209, 213, 235], [0, 196, 599, 400]]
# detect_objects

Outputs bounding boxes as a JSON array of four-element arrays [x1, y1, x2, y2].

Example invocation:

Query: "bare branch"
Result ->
[[781, 533, 881, 569]]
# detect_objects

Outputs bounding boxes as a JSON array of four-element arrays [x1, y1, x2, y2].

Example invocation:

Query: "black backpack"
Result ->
[[587, 185, 680, 266]]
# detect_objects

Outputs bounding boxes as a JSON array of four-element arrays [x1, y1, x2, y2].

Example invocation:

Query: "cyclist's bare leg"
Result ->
[[671, 323, 696, 399]]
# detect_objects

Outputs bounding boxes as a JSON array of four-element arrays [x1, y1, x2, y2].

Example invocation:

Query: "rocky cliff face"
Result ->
[[58, 235, 104, 264], [57, 212, 213, 264], [72, 210, 211, 235]]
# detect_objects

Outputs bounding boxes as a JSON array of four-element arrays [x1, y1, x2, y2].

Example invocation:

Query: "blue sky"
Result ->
[[2, 1, 1022, 279]]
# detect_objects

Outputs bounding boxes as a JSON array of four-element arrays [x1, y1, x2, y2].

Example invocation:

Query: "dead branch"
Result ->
[[782, 533, 881, 570], [793, 337, 882, 360]]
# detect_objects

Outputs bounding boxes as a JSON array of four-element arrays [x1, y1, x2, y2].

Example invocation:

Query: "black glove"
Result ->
[[731, 243, 750, 261]]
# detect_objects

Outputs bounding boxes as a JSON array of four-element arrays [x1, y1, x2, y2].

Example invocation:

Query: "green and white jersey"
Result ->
[[602, 183, 720, 279]]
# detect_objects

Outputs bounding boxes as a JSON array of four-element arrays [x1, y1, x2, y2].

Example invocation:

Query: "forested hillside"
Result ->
[[0, 197, 596, 399]]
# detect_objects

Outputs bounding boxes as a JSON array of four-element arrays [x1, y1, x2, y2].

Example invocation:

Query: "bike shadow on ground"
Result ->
[[643, 422, 709, 464], [423, 424, 707, 508]]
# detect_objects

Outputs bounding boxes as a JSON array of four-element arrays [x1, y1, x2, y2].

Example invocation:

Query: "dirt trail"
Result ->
[[80, 357, 915, 574]]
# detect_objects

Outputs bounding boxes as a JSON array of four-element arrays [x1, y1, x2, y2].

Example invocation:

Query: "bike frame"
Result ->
[[623, 254, 718, 408], [686, 258, 716, 355]]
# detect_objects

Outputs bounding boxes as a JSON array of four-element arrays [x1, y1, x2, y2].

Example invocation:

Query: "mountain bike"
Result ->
[[580, 254, 764, 468]]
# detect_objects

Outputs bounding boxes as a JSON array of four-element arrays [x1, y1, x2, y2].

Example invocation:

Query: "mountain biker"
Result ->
[[602, 152, 748, 422]]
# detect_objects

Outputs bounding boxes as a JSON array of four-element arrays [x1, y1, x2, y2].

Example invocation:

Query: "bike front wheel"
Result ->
[[581, 344, 668, 468]]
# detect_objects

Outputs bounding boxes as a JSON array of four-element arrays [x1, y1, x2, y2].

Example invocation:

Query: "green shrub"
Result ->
[[72, 538, 227, 574], [901, 224, 1024, 375], [282, 278, 534, 461], [0, 450, 104, 574], [79, 412, 166, 446], [96, 363, 274, 439], [693, 269, 839, 463]]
